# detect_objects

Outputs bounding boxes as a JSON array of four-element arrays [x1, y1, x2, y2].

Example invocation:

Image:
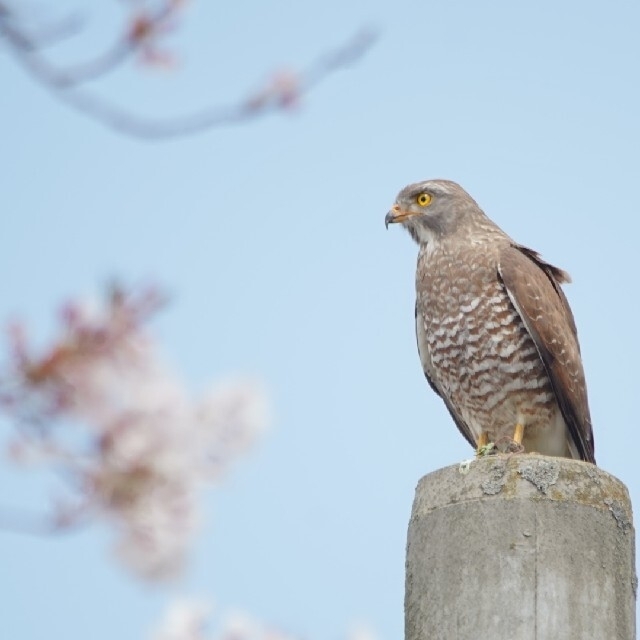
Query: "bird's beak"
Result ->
[[385, 204, 416, 229]]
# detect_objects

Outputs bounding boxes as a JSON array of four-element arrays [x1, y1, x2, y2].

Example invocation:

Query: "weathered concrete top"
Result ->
[[406, 455, 636, 640], [412, 454, 633, 532]]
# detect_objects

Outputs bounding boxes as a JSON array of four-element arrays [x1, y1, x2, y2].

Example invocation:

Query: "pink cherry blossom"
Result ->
[[151, 599, 377, 640], [1, 285, 268, 580]]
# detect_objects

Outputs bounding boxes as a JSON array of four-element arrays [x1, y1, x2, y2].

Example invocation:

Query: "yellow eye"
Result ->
[[416, 193, 432, 207]]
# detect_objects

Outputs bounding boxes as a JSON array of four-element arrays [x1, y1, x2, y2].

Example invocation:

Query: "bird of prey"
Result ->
[[385, 179, 595, 463]]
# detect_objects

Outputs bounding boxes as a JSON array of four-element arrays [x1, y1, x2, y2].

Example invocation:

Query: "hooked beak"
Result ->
[[385, 204, 416, 229]]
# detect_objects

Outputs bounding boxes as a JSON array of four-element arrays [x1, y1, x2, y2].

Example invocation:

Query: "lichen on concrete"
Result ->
[[584, 464, 602, 485], [604, 497, 633, 534], [480, 459, 508, 495], [517, 458, 559, 494]]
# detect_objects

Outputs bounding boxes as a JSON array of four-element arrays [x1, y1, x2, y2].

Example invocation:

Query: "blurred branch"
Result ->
[[0, 1, 179, 86], [0, 1, 376, 140]]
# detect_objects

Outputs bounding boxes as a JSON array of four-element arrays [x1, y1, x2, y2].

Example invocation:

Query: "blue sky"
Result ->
[[2, 0, 640, 638]]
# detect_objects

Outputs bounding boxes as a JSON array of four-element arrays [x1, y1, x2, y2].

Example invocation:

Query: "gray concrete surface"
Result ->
[[405, 455, 636, 640]]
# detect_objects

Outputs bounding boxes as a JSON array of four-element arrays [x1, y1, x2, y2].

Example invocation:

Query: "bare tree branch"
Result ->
[[0, 1, 376, 140], [59, 29, 376, 140], [0, 1, 179, 86]]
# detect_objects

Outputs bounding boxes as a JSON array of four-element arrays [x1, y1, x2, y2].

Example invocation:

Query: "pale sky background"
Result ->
[[2, 1, 640, 638]]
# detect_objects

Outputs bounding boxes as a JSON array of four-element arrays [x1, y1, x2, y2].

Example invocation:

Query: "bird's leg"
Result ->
[[513, 423, 525, 446], [477, 432, 488, 448]]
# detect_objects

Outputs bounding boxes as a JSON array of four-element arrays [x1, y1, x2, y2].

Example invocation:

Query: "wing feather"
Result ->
[[498, 245, 595, 463]]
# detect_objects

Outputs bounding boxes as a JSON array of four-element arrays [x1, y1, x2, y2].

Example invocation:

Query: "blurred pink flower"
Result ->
[[151, 599, 376, 640], [246, 70, 301, 112], [151, 599, 211, 640], [127, 0, 186, 69], [151, 602, 299, 640], [0, 286, 268, 580]]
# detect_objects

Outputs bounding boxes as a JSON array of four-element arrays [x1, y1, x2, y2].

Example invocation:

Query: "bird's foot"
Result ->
[[476, 442, 497, 457], [494, 436, 525, 455]]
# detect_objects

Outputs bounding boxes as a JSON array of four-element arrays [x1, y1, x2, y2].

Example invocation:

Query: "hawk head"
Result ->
[[385, 179, 487, 245]]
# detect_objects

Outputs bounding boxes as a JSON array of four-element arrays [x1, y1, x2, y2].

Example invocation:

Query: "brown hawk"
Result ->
[[385, 179, 595, 463]]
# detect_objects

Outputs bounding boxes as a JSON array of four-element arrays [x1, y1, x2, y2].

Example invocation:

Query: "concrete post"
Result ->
[[405, 455, 636, 640]]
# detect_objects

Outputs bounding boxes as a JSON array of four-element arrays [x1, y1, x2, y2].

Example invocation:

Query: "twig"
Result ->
[[0, 2, 175, 86], [0, 1, 377, 140]]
